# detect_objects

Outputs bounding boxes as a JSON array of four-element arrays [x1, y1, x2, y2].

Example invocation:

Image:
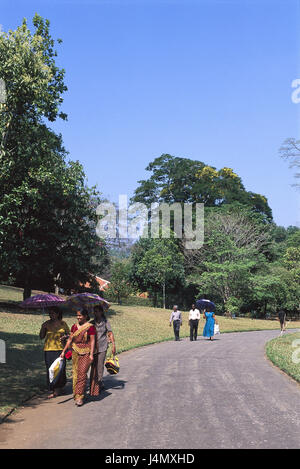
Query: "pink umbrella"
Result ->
[[20, 294, 66, 309]]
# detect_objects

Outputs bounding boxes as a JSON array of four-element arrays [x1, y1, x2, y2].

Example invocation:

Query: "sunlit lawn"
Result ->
[[0, 285, 26, 303], [1, 287, 300, 421], [266, 332, 300, 383]]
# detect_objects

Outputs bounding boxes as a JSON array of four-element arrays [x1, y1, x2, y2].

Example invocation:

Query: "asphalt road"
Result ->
[[1, 329, 300, 449]]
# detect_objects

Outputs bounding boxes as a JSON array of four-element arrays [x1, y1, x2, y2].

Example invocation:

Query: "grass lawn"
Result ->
[[1, 285, 300, 421], [265, 332, 300, 384], [0, 285, 51, 304]]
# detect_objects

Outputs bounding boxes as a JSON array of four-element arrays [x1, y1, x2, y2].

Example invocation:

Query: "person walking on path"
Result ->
[[89, 304, 116, 396], [60, 309, 96, 407], [278, 309, 287, 335], [39, 307, 70, 399], [188, 304, 200, 341], [169, 305, 182, 341], [203, 309, 218, 341]]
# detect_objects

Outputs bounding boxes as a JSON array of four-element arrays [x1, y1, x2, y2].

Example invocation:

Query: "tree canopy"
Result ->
[[132, 154, 272, 219], [0, 16, 106, 298]]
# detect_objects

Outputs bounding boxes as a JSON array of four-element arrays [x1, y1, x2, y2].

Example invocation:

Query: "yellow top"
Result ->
[[43, 321, 70, 351]]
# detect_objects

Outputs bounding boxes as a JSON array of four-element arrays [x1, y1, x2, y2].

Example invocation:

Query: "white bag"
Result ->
[[214, 324, 220, 335], [49, 357, 64, 384]]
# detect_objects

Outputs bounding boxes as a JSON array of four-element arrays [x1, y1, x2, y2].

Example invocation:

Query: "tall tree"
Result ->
[[132, 154, 272, 219], [0, 16, 105, 298], [186, 207, 272, 313]]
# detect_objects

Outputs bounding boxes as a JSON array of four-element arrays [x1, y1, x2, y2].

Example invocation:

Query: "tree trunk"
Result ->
[[23, 285, 32, 301], [162, 282, 166, 309], [54, 273, 61, 295], [264, 300, 267, 318]]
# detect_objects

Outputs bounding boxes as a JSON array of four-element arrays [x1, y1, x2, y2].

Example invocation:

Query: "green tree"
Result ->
[[107, 260, 133, 304], [0, 16, 105, 298], [132, 154, 272, 219], [186, 207, 272, 313], [249, 271, 287, 316], [283, 246, 300, 283], [224, 296, 243, 317], [131, 238, 185, 308], [286, 230, 300, 249]]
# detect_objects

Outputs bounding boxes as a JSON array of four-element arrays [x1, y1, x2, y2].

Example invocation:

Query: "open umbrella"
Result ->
[[196, 298, 216, 312], [66, 293, 110, 311], [20, 294, 66, 309]]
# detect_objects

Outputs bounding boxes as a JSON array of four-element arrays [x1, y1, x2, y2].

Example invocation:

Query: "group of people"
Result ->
[[40, 302, 216, 405], [39, 303, 288, 406], [39, 304, 116, 407], [169, 304, 218, 342]]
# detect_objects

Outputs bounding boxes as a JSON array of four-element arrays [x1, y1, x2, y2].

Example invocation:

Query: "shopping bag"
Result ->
[[105, 355, 120, 375], [49, 357, 65, 384], [214, 324, 220, 335]]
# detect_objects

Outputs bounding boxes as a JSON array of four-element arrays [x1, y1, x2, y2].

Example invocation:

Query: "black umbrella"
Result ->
[[196, 299, 216, 311]]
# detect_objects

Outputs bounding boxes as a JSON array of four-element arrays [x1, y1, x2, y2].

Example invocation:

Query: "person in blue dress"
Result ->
[[203, 309, 218, 340]]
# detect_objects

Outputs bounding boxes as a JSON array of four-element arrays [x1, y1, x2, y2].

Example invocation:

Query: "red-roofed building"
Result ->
[[83, 276, 110, 291]]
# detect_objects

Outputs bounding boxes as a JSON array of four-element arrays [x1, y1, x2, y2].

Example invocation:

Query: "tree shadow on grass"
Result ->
[[0, 331, 74, 421], [104, 308, 123, 318], [0, 306, 77, 318]]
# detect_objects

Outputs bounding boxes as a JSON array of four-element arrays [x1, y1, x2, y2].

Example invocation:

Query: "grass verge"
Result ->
[[265, 331, 300, 384]]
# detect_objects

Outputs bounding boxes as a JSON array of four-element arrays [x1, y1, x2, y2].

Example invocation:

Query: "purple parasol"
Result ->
[[66, 293, 110, 310], [20, 294, 66, 309]]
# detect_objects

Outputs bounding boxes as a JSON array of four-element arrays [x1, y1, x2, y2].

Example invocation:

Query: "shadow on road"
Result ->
[[84, 377, 127, 405]]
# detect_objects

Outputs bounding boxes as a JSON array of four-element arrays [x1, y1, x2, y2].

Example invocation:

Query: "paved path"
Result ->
[[0, 330, 300, 449]]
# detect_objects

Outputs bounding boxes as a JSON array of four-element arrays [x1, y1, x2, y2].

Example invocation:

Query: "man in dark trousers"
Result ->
[[278, 309, 287, 335], [169, 305, 182, 341], [188, 303, 201, 341]]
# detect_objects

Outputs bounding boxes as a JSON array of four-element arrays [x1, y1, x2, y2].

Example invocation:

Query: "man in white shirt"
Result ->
[[188, 303, 200, 341]]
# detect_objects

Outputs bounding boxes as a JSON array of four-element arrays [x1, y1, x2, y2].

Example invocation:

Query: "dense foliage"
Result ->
[[0, 16, 106, 298], [132, 154, 272, 220]]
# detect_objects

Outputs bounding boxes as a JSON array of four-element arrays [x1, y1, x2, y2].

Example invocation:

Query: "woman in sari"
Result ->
[[61, 309, 96, 406], [89, 304, 116, 396]]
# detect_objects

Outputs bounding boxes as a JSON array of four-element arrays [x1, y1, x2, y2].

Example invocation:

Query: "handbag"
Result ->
[[105, 354, 120, 375], [214, 323, 220, 335]]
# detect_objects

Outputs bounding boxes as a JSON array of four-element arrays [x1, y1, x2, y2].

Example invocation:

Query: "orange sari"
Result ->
[[71, 322, 95, 401]]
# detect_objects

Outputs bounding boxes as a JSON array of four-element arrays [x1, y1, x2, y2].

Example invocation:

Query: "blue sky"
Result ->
[[1, 0, 300, 227]]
